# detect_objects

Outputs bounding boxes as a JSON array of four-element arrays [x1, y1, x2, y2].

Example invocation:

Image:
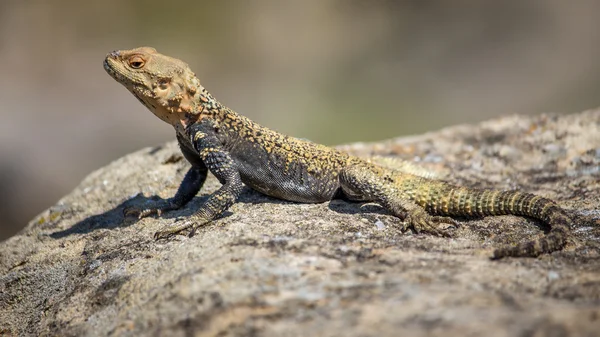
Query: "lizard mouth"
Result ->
[[103, 58, 121, 80], [103, 56, 129, 85], [103, 58, 118, 78]]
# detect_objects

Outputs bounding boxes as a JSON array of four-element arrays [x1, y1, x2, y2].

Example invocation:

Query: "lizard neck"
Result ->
[[190, 87, 246, 127], [160, 74, 253, 135], [167, 84, 248, 137], [154, 75, 232, 133]]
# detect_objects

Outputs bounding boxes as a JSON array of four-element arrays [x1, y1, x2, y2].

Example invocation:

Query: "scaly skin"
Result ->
[[104, 47, 572, 259]]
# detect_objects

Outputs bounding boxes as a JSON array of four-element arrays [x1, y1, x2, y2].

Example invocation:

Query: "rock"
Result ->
[[1, 110, 600, 336]]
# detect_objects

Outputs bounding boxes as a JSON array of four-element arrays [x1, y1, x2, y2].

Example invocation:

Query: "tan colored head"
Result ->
[[104, 47, 206, 128]]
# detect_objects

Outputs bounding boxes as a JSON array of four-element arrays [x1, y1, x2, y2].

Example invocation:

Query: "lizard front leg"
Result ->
[[154, 121, 243, 239], [339, 165, 458, 236]]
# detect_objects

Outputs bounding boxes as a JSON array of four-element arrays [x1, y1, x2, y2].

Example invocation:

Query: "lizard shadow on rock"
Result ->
[[238, 186, 399, 217], [49, 186, 293, 239], [49, 193, 215, 239], [328, 199, 391, 216]]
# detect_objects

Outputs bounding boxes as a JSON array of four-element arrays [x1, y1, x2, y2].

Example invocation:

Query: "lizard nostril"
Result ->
[[109, 50, 120, 58]]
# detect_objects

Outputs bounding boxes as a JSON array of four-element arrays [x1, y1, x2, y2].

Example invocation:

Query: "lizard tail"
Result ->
[[414, 182, 571, 258], [486, 193, 571, 259]]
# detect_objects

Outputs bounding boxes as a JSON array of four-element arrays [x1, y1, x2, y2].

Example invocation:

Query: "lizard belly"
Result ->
[[232, 149, 340, 203]]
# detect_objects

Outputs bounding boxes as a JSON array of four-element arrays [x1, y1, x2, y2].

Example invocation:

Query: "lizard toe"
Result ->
[[154, 220, 195, 240], [123, 206, 143, 218], [432, 215, 461, 228], [407, 212, 456, 237]]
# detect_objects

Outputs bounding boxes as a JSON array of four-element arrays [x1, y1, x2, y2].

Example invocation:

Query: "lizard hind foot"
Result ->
[[405, 209, 459, 238]]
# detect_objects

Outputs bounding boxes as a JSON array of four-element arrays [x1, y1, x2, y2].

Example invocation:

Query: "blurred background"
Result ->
[[0, 0, 599, 240]]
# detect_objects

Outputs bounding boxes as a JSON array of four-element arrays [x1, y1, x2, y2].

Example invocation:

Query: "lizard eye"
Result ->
[[128, 56, 145, 69]]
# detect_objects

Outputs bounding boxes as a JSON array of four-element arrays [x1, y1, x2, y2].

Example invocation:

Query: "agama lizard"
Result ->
[[104, 47, 572, 259]]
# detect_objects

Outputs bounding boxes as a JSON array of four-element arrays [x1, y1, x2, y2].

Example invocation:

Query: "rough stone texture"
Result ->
[[1, 110, 600, 337]]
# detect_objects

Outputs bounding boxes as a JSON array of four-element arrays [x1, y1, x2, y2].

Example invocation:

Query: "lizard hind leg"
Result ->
[[339, 165, 459, 237]]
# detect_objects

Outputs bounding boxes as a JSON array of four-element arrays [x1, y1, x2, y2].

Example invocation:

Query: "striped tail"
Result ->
[[413, 182, 571, 258]]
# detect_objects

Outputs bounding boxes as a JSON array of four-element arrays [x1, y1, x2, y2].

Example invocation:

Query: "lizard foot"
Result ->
[[153, 220, 195, 240], [124, 200, 177, 219], [404, 209, 459, 237]]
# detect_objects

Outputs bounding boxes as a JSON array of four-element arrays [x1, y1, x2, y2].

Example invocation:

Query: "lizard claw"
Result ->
[[123, 206, 143, 218], [405, 210, 459, 238]]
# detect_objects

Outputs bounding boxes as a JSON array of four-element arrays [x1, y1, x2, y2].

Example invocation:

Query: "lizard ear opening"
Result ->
[[128, 56, 146, 69]]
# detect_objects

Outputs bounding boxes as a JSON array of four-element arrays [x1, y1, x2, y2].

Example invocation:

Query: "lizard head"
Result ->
[[104, 47, 209, 129]]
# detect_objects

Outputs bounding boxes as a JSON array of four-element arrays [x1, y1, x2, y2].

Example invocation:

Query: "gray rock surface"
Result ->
[[1, 110, 600, 336]]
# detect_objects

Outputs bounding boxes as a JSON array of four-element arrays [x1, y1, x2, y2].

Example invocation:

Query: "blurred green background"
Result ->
[[1, 0, 599, 240]]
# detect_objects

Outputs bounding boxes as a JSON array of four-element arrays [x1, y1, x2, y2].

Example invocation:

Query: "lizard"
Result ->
[[103, 46, 572, 259]]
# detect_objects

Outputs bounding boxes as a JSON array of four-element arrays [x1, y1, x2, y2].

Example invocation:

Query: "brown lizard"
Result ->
[[104, 47, 572, 259]]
